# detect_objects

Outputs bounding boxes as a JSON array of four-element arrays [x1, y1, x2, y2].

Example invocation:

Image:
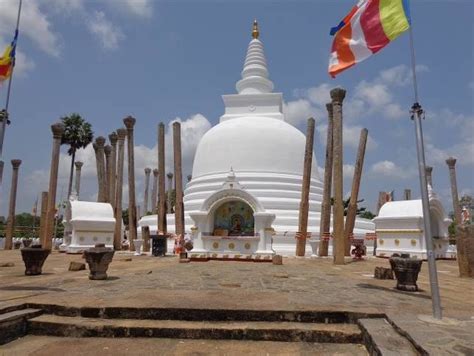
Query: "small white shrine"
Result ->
[[66, 200, 116, 253], [374, 187, 452, 259]]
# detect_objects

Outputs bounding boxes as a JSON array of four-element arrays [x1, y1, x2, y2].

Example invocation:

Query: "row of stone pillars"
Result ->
[[295, 88, 368, 264]]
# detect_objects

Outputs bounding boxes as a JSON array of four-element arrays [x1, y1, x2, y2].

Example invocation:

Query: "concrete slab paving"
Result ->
[[0, 250, 473, 354]]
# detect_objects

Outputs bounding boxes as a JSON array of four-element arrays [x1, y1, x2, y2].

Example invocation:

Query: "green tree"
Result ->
[[331, 197, 366, 216], [60, 114, 94, 198], [122, 209, 129, 229]]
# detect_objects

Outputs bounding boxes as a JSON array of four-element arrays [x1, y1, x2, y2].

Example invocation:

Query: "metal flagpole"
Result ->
[[408, 15, 442, 319], [0, 0, 23, 186]]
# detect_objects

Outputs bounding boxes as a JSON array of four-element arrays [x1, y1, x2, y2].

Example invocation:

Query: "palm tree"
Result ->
[[60, 114, 94, 198]]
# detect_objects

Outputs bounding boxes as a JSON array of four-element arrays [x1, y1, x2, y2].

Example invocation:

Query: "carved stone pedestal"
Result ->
[[84, 243, 115, 280], [20, 245, 50, 276], [389, 254, 422, 291]]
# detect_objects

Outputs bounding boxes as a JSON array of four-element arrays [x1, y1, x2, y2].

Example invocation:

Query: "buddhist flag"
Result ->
[[0, 30, 18, 83], [328, 0, 411, 77]]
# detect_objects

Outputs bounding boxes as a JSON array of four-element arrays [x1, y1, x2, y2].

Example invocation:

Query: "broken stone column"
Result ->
[[456, 224, 474, 278], [143, 167, 151, 215], [404, 189, 411, 200], [331, 88, 346, 265], [124, 116, 137, 251], [142, 225, 151, 252], [158, 123, 167, 233], [38, 191, 48, 241], [319, 103, 334, 257], [113, 128, 127, 250], [4, 159, 21, 250], [43, 122, 65, 250], [344, 128, 368, 256], [425, 165, 433, 187], [446, 157, 462, 225], [104, 145, 112, 203], [151, 168, 158, 214], [296, 118, 315, 257], [74, 161, 83, 198], [94, 136, 108, 202], [173, 122, 185, 244], [167, 172, 173, 214], [108, 132, 118, 208]]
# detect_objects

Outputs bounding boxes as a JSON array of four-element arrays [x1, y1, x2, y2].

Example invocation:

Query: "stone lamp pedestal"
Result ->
[[389, 254, 423, 291], [133, 239, 143, 256], [21, 245, 50, 275], [84, 244, 115, 280], [308, 239, 319, 258]]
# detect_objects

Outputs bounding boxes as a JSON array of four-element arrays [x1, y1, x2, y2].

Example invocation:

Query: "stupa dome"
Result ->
[[192, 116, 318, 178]]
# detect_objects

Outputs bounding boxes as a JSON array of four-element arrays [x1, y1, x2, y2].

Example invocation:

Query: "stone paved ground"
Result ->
[[0, 250, 473, 355]]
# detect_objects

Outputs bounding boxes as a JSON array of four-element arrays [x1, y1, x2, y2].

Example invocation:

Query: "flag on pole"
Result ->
[[0, 30, 19, 83], [328, 0, 411, 77]]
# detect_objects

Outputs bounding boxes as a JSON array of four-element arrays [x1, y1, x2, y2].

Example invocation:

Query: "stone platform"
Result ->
[[0, 250, 473, 355]]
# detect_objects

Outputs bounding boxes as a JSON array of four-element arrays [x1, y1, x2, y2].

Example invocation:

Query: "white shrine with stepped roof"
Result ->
[[139, 22, 375, 256]]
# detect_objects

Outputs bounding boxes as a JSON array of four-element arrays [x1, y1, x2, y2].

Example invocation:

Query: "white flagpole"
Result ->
[[408, 11, 442, 319], [0, 0, 23, 186]]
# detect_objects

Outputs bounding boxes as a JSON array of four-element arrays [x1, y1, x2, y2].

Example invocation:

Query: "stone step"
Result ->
[[358, 318, 419, 356], [28, 314, 363, 343], [0, 308, 43, 345]]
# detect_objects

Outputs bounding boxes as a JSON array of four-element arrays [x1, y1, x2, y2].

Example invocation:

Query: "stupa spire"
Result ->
[[236, 20, 274, 95], [252, 19, 259, 39]]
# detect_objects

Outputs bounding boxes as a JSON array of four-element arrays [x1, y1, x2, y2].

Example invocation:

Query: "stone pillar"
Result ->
[[94, 136, 108, 202], [344, 128, 368, 256], [158, 123, 167, 233], [143, 168, 151, 215], [4, 159, 21, 250], [173, 122, 185, 243], [425, 165, 433, 187], [296, 118, 315, 257], [74, 161, 83, 198], [331, 88, 346, 265], [167, 172, 174, 214], [151, 169, 158, 214], [404, 189, 411, 200], [124, 116, 137, 251], [42, 122, 65, 250], [38, 191, 48, 241], [446, 157, 462, 224], [108, 132, 118, 209], [319, 103, 334, 257], [376, 192, 386, 214], [142, 225, 151, 252], [104, 145, 112, 203], [113, 128, 127, 250]]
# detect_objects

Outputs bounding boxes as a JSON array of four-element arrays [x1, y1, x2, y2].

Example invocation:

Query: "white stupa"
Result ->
[[139, 21, 375, 255]]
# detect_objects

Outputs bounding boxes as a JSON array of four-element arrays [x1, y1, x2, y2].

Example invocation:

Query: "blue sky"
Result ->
[[0, 0, 472, 216]]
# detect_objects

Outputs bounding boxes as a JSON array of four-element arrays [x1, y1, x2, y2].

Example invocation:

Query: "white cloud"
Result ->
[[370, 160, 415, 179], [122, 0, 153, 17], [0, 1, 61, 57], [343, 164, 355, 179], [86, 11, 124, 50], [283, 99, 319, 126]]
